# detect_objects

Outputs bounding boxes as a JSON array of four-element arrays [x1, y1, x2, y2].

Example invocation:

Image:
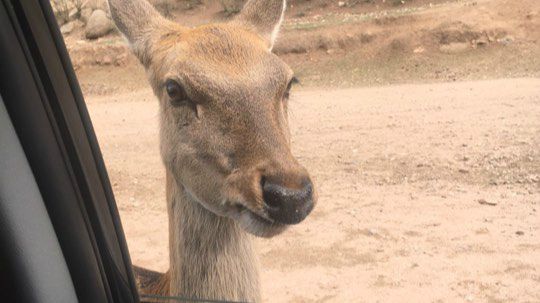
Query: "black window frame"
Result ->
[[0, 0, 139, 302]]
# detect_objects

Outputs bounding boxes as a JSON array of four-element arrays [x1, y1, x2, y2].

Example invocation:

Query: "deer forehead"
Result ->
[[150, 24, 293, 97]]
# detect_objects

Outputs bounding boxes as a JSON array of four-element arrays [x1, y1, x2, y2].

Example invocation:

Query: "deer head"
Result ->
[[109, 0, 315, 237]]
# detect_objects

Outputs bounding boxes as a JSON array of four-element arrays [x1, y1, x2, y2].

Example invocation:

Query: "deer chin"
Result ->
[[232, 205, 288, 238], [185, 185, 287, 237]]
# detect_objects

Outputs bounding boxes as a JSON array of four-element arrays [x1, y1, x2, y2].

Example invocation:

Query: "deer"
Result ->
[[107, 0, 316, 301]]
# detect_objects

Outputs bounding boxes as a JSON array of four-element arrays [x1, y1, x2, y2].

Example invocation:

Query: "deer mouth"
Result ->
[[234, 204, 288, 238]]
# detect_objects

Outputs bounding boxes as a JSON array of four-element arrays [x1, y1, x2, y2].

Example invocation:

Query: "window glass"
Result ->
[[53, 0, 540, 301]]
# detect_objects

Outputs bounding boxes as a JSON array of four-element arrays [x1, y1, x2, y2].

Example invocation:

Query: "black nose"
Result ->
[[262, 176, 314, 224]]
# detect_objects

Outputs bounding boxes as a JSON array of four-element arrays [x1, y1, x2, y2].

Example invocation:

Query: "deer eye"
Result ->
[[165, 79, 189, 105]]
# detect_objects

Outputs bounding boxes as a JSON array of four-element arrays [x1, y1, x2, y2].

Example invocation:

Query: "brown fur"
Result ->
[[108, 0, 315, 301]]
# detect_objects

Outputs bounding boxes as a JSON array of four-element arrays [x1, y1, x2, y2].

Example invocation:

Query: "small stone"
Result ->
[[60, 21, 76, 34], [338, 1, 346, 7], [475, 227, 489, 234], [458, 168, 469, 174], [497, 36, 514, 45], [80, 8, 93, 24], [85, 9, 114, 39], [439, 42, 469, 53], [68, 7, 79, 21], [516, 231, 524, 236], [102, 55, 113, 65], [478, 199, 497, 206], [413, 46, 425, 53], [473, 36, 489, 47]]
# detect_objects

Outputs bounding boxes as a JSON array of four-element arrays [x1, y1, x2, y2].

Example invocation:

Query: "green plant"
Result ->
[[184, 0, 204, 10], [51, 0, 70, 24], [220, 0, 243, 16], [50, 0, 83, 24]]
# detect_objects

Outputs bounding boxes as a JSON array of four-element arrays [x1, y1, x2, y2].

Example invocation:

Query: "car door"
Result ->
[[0, 0, 139, 302]]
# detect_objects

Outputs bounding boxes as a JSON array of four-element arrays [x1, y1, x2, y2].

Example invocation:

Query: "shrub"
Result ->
[[220, 0, 243, 15], [50, 0, 83, 24]]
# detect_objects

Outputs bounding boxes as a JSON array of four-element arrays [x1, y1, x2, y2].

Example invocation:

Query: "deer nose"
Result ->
[[261, 176, 314, 224]]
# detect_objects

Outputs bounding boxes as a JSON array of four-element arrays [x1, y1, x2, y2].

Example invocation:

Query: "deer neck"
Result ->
[[166, 171, 261, 302]]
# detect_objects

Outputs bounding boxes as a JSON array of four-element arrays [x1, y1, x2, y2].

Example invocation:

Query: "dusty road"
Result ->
[[86, 78, 539, 302]]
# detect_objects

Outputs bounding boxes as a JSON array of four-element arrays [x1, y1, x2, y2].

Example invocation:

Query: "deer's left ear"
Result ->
[[234, 0, 287, 50]]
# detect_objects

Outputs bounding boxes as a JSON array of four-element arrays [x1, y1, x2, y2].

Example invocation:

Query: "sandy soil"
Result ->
[[86, 78, 540, 302]]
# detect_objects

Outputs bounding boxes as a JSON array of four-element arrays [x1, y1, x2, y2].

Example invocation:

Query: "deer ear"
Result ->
[[108, 0, 168, 62], [235, 0, 287, 50]]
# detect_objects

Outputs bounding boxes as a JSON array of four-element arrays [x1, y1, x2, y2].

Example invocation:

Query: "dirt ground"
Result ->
[[86, 78, 539, 303], [68, 0, 540, 91]]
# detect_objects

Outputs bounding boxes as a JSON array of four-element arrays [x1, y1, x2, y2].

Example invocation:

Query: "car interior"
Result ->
[[0, 0, 139, 302]]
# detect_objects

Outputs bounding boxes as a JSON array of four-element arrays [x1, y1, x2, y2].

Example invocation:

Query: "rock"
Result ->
[[473, 36, 489, 48], [61, 20, 83, 35], [439, 42, 469, 53], [61, 21, 76, 35], [85, 0, 110, 11], [80, 8, 93, 24], [367, 228, 378, 236], [497, 36, 514, 45], [102, 55, 113, 65], [68, 7, 79, 21], [413, 46, 425, 53], [515, 231, 524, 236], [475, 227, 489, 234], [338, 1, 346, 7], [85, 9, 113, 39]]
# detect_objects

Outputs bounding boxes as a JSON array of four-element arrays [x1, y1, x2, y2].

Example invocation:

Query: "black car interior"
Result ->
[[0, 0, 139, 302]]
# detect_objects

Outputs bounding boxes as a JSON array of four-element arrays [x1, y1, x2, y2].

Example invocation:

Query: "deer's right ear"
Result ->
[[108, 0, 167, 63], [235, 0, 287, 50]]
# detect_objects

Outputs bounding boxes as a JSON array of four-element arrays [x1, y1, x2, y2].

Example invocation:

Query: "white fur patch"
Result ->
[[269, 0, 287, 51]]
